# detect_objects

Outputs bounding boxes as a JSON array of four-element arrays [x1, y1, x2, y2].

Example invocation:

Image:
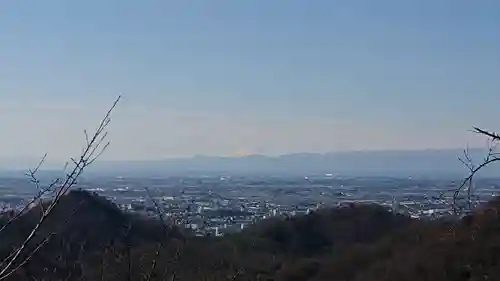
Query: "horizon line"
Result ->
[[0, 146, 488, 163]]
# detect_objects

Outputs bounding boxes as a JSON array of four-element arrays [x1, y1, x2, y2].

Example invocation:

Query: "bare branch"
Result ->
[[453, 127, 500, 215], [84, 130, 89, 147], [0, 199, 86, 281], [473, 127, 500, 141], [31, 153, 48, 176], [229, 268, 243, 281], [0, 95, 121, 279], [143, 187, 173, 281], [0, 176, 60, 237]]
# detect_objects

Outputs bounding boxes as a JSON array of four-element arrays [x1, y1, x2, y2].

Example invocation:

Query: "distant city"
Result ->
[[1, 172, 500, 237]]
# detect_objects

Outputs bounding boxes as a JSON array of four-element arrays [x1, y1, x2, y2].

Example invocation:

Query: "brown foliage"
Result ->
[[3, 191, 500, 281]]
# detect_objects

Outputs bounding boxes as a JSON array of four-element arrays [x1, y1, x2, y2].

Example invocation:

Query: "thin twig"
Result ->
[[0, 96, 121, 280], [143, 187, 173, 281], [453, 127, 500, 215], [0, 200, 86, 281]]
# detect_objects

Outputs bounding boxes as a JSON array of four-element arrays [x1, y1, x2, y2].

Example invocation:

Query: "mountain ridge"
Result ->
[[84, 148, 498, 177], [1, 148, 497, 178]]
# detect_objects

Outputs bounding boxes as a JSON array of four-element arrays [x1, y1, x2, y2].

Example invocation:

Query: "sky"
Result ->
[[0, 0, 499, 165]]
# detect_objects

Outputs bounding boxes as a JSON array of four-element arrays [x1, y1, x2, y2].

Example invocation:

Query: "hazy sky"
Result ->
[[0, 0, 499, 163]]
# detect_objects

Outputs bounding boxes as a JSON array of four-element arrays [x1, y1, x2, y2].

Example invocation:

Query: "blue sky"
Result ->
[[0, 0, 499, 163]]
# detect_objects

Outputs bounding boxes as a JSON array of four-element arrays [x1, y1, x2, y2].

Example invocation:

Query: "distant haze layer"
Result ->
[[70, 149, 498, 178]]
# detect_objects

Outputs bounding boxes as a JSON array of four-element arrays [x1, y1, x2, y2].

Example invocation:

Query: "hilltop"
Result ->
[[2, 190, 500, 280]]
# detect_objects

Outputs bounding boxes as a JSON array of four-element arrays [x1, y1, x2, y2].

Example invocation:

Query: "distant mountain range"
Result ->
[[1, 149, 498, 178], [81, 148, 499, 178]]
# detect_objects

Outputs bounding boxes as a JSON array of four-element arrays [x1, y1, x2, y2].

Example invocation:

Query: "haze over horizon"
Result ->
[[1, 1, 499, 163], [1, 149, 498, 179]]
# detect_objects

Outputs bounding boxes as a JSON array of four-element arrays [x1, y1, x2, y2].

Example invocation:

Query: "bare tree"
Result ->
[[0, 96, 121, 280]]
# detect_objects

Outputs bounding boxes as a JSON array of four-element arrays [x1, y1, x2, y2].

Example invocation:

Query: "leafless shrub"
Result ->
[[454, 127, 500, 215], [144, 187, 177, 281], [0, 96, 121, 280]]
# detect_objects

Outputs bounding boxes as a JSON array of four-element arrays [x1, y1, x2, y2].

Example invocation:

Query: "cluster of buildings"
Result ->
[[2, 175, 499, 236], [114, 187, 319, 237]]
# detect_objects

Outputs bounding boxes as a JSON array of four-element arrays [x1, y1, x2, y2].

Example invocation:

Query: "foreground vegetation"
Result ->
[[1, 189, 500, 281]]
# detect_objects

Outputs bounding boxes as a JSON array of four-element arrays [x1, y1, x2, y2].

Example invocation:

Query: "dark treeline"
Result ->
[[2, 189, 500, 281]]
